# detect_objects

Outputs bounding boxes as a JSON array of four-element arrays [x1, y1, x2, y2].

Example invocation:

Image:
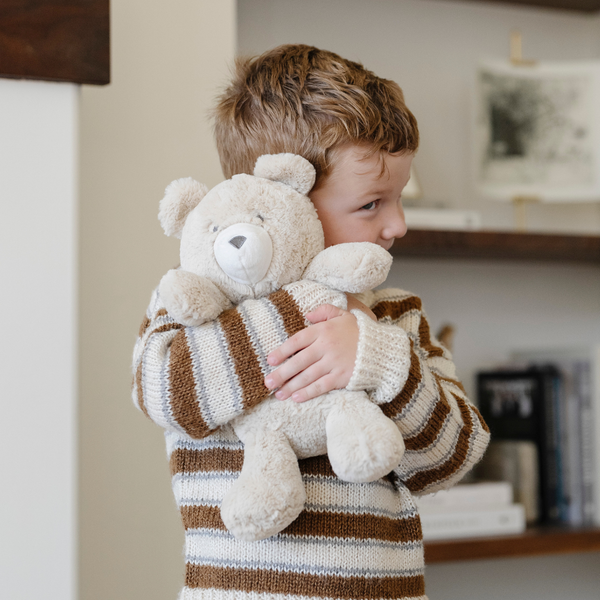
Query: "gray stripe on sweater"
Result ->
[[303, 502, 417, 520], [238, 302, 270, 377], [186, 528, 423, 552], [149, 331, 185, 434], [183, 554, 424, 579], [173, 472, 396, 492], [213, 318, 245, 417]]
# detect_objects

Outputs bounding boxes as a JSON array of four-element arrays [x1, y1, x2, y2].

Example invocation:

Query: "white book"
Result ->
[[415, 481, 513, 512], [420, 504, 526, 541], [403, 208, 482, 231]]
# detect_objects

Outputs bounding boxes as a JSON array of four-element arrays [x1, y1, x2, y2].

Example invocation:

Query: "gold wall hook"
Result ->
[[510, 31, 537, 67]]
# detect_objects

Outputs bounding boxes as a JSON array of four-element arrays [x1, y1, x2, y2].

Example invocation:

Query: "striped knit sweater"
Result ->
[[132, 280, 490, 600]]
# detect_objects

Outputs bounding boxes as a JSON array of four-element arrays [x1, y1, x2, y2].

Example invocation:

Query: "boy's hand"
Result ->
[[264, 304, 359, 403]]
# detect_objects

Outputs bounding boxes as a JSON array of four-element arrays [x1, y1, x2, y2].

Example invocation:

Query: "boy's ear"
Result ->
[[158, 177, 209, 238], [254, 153, 316, 195]]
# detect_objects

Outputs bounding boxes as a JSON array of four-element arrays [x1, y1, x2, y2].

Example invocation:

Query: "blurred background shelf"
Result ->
[[425, 525, 600, 563], [392, 230, 600, 263], [468, 1, 600, 12]]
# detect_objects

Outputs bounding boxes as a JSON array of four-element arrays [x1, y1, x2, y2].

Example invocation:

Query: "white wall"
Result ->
[[238, 1, 600, 598], [0, 79, 78, 600], [239, 0, 600, 234], [78, 1, 236, 599]]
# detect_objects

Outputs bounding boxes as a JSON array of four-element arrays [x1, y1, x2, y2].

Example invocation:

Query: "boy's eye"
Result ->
[[360, 200, 379, 211]]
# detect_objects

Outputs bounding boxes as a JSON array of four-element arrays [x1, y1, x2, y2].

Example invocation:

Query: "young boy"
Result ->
[[132, 44, 490, 600]]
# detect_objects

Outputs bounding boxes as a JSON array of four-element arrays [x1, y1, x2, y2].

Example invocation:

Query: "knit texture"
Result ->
[[132, 284, 490, 600]]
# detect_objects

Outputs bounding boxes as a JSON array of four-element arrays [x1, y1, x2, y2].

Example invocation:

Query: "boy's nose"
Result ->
[[383, 212, 407, 240]]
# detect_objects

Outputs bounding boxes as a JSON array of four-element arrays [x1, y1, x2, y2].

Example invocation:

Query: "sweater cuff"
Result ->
[[346, 309, 411, 405]]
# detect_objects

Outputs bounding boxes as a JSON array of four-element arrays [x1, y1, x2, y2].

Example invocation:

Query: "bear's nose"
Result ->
[[229, 235, 246, 249], [214, 223, 273, 285]]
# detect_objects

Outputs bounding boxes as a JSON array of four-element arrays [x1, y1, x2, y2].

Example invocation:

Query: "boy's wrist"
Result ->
[[346, 309, 411, 405]]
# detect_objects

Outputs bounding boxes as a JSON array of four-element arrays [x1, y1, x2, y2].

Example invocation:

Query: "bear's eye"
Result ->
[[212, 225, 218, 233]]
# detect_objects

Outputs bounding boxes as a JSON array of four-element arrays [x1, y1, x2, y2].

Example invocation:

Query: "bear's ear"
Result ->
[[254, 154, 316, 195], [158, 178, 209, 238]]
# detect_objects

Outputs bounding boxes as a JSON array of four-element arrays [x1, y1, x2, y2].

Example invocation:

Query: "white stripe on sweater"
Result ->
[[179, 588, 429, 600], [185, 529, 424, 577]]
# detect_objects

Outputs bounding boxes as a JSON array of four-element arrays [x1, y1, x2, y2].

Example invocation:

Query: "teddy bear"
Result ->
[[157, 153, 405, 541]]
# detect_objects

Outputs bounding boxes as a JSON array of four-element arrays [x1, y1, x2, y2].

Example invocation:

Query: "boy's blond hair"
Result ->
[[213, 44, 419, 181]]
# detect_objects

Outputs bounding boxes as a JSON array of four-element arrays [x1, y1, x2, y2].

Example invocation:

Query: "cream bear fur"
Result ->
[[158, 153, 405, 541]]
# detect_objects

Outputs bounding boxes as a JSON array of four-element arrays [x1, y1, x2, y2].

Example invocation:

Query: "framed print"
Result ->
[[474, 60, 600, 202]]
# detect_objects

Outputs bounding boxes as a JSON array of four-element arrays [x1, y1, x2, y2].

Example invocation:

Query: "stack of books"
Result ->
[[416, 481, 526, 541], [476, 345, 600, 527]]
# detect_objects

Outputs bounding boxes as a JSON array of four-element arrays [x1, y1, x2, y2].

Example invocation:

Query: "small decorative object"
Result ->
[[474, 34, 600, 225], [436, 323, 455, 353], [402, 166, 423, 200], [157, 153, 406, 541]]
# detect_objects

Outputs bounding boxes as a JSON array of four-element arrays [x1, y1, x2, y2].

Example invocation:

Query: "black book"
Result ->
[[478, 366, 561, 524]]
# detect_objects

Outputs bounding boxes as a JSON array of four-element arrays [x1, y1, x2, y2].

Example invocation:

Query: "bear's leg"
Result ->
[[221, 429, 306, 542], [325, 391, 405, 483]]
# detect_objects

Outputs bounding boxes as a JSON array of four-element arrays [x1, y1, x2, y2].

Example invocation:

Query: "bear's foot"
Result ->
[[221, 430, 306, 541], [326, 392, 405, 483]]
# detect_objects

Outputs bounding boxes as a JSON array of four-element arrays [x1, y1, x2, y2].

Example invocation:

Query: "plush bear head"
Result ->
[[158, 154, 323, 304]]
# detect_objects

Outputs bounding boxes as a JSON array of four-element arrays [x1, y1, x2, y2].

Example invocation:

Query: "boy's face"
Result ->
[[309, 144, 412, 250]]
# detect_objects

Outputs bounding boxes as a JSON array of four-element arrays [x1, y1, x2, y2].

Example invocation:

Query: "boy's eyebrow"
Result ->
[[357, 186, 389, 198]]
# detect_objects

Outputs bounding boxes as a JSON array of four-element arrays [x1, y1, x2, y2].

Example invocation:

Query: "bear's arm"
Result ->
[[132, 280, 346, 438], [347, 288, 490, 496]]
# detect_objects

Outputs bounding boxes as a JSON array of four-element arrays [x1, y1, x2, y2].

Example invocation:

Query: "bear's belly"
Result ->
[[232, 393, 348, 459]]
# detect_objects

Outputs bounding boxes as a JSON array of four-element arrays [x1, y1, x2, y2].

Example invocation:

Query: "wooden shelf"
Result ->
[[425, 525, 600, 563], [0, 0, 110, 85], [391, 229, 600, 263], [444, 1, 600, 12]]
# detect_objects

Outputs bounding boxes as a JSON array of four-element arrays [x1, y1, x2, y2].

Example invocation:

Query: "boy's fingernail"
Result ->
[[292, 392, 301, 402], [265, 377, 274, 389], [275, 391, 285, 400]]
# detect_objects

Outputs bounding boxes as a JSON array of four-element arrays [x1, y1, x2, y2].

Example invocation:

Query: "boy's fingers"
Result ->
[[305, 304, 345, 324], [265, 346, 321, 391], [267, 328, 315, 366], [274, 361, 330, 400], [291, 373, 339, 403]]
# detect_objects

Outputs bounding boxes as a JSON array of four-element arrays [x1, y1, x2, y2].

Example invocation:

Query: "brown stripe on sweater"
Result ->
[[381, 340, 421, 420], [283, 510, 422, 544], [181, 504, 226, 531], [373, 298, 445, 359], [188, 566, 425, 598], [372, 296, 422, 321], [169, 329, 213, 439], [152, 322, 184, 335], [403, 376, 451, 452], [269, 288, 306, 337], [138, 315, 151, 338], [219, 307, 270, 410], [185, 565, 425, 598], [169, 447, 244, 475], [435, 373, 466, 394], [418, 315, 445, 358], [135, 360, 149, 418], [299, 455, 336, 478], [156, 308, 168, 317], [403, 394, 474, 493]]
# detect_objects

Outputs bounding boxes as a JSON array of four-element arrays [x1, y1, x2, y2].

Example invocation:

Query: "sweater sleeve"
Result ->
[[131, 280, 346, 439], [347, 288, 490, 495]]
